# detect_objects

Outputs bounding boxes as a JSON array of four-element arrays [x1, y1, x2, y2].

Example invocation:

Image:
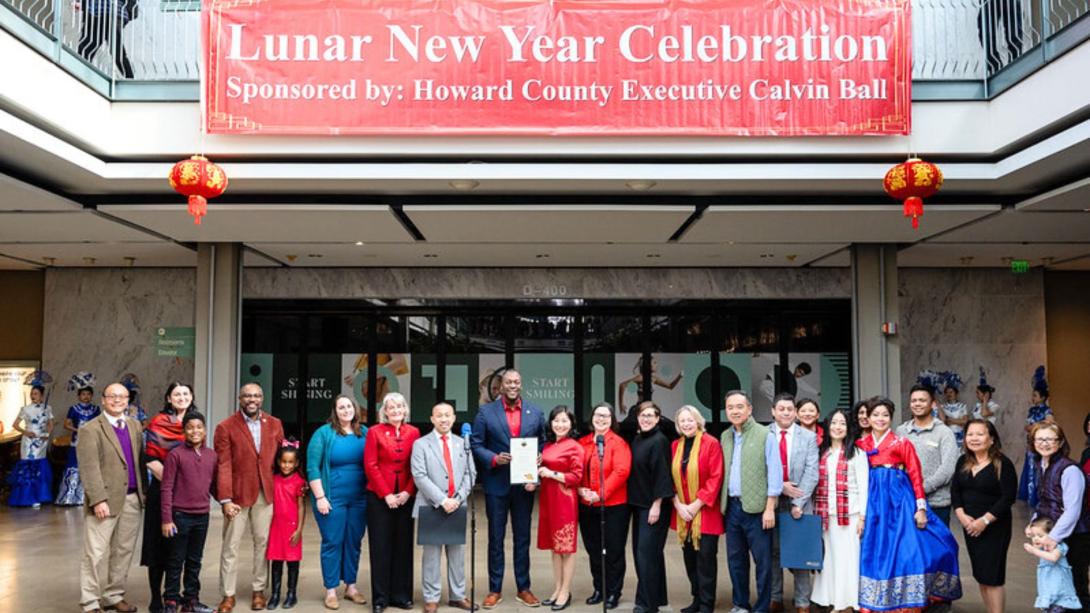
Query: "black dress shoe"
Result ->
[[373, 605, 386, 613], [391, 602, 414, 610], [585, 591, 603, 606], [541, 599, 555, 607], [679, 602, 700, 613], [604, 594, 620, 610], [550, 597, 571, 612]]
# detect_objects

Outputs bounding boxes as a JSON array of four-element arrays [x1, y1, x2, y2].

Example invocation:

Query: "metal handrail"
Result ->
[[0, 0, 1087, 91]]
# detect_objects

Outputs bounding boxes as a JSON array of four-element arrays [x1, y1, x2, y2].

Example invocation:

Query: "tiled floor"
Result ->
[[0, 498, 1041, 612]]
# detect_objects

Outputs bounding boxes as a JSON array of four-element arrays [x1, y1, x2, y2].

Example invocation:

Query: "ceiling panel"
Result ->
[[0, 211, 160, 242], [898, 243, 1090, 268], [248, 241, 845, 267], [681, 205, 999, 243], [0, 242, 196, 267], [1016, 176, 1090, 212], [402, 205, 693, 243], [0, 173, 82, 212], [931, 210, 1090, 243], [0, 253, 42, 270], [98, 204, 413, 243]]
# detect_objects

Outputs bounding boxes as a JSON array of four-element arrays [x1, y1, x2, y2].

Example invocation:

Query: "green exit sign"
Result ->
[[1011, 259, 1030, 273]]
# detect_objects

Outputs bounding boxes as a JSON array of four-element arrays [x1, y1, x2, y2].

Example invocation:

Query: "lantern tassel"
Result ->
[[903, 196, 924, 230], [188, 195, 208, 225]]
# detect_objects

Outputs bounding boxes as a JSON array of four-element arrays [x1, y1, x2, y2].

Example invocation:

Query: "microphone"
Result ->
[[596, 434, 605, 459], [461, 423, 472, 439]]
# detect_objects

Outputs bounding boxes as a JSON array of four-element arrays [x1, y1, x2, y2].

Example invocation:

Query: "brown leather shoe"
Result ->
[[516, 591, 540, 607], [104, 601, 138, 613], [251, 591, 267, 611], [424, 603, 439, 613], [448, 599, 478, 611], [344, 590, 368, 605], [217, 597, 237, 613], [769, 602, 784, 613], [481, 593, 502, 609], [324, 593, 341, 610]]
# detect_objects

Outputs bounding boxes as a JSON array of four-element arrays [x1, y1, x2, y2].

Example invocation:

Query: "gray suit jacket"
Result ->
[[770, 422, 819, 511], [411, 430, 476, 518]]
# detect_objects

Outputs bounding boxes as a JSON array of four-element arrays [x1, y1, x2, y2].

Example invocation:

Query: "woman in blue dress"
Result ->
[[55, 372, 101, 506], [8, 383, 55, 507], [856, 397, 961, 611], [1019, 366, 1053, 507], [307, 394, 369, 610]]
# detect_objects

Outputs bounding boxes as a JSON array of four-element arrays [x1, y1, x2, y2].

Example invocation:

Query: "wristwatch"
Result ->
[[982, 517, 991, 526]]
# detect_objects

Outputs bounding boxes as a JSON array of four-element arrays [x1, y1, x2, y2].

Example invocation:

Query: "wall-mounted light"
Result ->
[[449, 180, 480, 191], [625, 180, 656, 191]]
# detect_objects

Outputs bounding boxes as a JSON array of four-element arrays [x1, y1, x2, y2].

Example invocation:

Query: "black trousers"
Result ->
[[630, 505, 671, 612], [367, 492, 415, 606], [164, 511, 209, 603], [76, 8, 134, 78], [578, 504, 629, 597], [1067, 531, 1090, 610], [681, 534, 718, 613]]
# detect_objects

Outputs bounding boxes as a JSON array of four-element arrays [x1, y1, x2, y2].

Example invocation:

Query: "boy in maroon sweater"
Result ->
[[161, 411, 217, 613]]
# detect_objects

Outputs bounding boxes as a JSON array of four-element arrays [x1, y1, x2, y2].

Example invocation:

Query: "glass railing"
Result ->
[[1, 0, 1088, 98]]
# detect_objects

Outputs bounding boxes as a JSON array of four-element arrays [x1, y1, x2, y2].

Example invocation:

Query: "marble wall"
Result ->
[[243, 267, 853, 299], [41, 268, 196, 434], [898, 267, 1048, 473]]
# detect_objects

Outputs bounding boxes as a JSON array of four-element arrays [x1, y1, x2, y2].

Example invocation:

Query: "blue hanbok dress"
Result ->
[[857, 431, 962, 611], [55, 402, 101, 506], [1019, 403, 1053, 507], [7, 403, 55, 506]]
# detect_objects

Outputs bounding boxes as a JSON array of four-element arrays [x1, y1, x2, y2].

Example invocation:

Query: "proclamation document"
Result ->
[[509, 437, 539, 485]]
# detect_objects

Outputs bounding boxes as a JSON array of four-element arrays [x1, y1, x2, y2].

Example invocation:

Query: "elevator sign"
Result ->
[[154, 327, 195, 359], [204, 0, 911, 136]]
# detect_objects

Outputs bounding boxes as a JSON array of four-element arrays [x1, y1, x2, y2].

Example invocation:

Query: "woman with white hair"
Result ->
[[364, 392, 422, 612]]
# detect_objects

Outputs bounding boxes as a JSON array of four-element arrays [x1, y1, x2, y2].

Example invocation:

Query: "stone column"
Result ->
[[851, 244, 901, 404], [195, 243, 242, 430]]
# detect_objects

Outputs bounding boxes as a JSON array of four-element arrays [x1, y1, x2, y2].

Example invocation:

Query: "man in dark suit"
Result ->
[[78, 382, 145, 613], [471, 368, 545, 609], [214, 383, 285, 613]]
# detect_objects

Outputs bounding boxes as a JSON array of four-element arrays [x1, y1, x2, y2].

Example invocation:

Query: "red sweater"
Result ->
[[578, 430, 632, 507], [161, 445, 218, 523]]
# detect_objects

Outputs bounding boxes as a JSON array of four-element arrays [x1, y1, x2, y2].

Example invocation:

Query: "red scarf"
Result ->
[[815, 446, 850, 529]]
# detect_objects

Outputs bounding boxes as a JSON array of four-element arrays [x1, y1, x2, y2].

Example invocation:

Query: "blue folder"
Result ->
[[776, 512, 823, 570]]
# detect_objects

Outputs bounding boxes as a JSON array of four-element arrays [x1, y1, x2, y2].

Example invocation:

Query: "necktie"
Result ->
[[779, 430, 789, 482], [441, 435, 456, 497]]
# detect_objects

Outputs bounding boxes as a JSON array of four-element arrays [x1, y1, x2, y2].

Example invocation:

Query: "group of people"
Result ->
[[12, 362, 1090, 613]]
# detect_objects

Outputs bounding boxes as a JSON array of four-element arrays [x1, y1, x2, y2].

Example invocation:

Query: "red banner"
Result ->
[[204, 0, 910, 136]]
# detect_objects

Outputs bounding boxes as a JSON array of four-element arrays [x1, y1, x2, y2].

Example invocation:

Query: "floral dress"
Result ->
[[55, 402, 101, 506]]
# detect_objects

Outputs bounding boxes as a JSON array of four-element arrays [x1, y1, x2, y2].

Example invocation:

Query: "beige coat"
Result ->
[[77, 413, 145, 515]]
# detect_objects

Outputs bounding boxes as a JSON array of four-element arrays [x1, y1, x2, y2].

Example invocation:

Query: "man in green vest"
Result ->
[[720, 390, 783, 613]]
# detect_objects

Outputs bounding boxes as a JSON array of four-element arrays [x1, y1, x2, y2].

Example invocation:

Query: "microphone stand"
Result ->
[[463, 435, 477, 609], [597, 436, 607, 613]]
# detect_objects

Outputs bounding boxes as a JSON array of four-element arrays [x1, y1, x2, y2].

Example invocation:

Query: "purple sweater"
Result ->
[[161, 444, 218, 523]]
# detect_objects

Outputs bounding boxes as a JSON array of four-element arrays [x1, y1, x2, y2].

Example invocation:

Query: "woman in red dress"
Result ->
[[537, 405, 585, 611], [670, 406, 723, 613]]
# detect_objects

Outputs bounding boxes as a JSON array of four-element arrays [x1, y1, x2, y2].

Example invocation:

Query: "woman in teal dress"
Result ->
[[307, 394, 369, 610]]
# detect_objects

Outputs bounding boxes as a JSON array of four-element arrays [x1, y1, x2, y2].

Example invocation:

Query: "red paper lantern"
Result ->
[[168, 155, 228, 225], [883, 158, 943, 229]]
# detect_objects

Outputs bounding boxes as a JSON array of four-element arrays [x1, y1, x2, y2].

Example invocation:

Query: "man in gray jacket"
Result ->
[[896, 384, 958, 526], [412, 402, 478, 613], [768, 393, 819, 613]]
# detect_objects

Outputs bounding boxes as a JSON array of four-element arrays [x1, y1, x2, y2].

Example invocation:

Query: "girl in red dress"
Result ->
[[537, 405, 585, 611], [267, 439, 308, 610]]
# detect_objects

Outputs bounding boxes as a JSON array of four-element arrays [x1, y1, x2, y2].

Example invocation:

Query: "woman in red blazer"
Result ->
[[578, 402, 632, 610], [363, 392, 421, 612], [669, 406, 724, 613]]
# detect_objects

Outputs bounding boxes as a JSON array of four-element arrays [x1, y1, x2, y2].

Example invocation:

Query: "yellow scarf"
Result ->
[[671, 432, 703, 549]]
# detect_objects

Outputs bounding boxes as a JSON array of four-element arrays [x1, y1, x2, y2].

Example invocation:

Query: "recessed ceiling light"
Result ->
[[646, 253, 661, 258], [625, 180, 656, 191], [536, 254, 550, 258], [424, 253, 439, 258], [307, 254, 323, 258], [449, 180, 480, 191], [355, 241, 364, 246], [123, 256, 137, 267], [759, 253, 775, 259], [83, 257, 97, 265]]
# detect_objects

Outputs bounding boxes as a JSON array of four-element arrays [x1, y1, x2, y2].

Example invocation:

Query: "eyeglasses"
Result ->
[[1035, 437, 1060, 444], [240, 393, 264, 399], [103, 394, 130, 400]]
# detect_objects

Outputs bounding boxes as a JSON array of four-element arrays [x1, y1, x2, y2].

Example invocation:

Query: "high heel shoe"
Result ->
[[541, 597, 557, 607], [550, 596, 571, 611]]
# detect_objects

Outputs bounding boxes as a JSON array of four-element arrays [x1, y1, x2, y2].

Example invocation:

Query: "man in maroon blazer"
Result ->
[[214, 383, 284, 613]]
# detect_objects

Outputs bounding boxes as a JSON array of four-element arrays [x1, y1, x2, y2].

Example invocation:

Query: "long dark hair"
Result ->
[[328, 394, 363, 436], [819, 408, 858, 460], [961, 418, 1003, 477], [545, 405, 579, 443], [162, 382, 198, 416]]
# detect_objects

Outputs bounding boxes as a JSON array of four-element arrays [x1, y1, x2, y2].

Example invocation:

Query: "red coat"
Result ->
[[670, 434, 725, 535], [578, 430, 631, 507], [214, 410, 285, 508], [364, 423, 421, 497]]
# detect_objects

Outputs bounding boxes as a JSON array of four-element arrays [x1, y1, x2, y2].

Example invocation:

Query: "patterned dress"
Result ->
[[1018, 403, 1053, 507], [942, 401, 969, 447], [537, 437, 584, 553], [857, 431, 962, 611], [55, 402, 102, 506], [7, 403, 55, 506]]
